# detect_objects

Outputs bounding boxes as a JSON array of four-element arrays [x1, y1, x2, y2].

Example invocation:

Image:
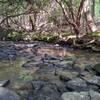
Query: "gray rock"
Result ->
[[89, 90, 100, 100], [87, 75, 100, 86], [0, 80, 10, 87], [31, 80, 61, 100], [55, 70, 79, 81], [65, 78, 89, 91], [93, 63, 100, 74], [43, 54, 59, 60], [33, 85, 61, 100], [0, 87, 20, 100], [61, 90, 100, 100], [0, 52, 8, 60], [31, 80, 47, 90], [61, 91, 90, 100]]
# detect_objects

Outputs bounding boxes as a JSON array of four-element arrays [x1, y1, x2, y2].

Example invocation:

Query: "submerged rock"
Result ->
[[0, 87, 20, 100], [55, 69, 79, 81], [0, 52, 8, 60]]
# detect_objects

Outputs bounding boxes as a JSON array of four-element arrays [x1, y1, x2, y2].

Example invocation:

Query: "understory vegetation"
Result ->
[[0, 0, 100, 48]]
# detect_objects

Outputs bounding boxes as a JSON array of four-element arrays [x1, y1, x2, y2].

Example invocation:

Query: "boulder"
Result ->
[[61, 90, 100, 100], [0, 80, 10, 87], [55, 70, 79, 81], [65, 78, 89, 91], [31, 80, 61, 100], [93, 63, 100, 74], [0, 87, 20, 100]]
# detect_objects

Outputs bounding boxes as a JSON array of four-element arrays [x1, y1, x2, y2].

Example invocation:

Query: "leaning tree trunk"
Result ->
[[83, 0, 97, 32]]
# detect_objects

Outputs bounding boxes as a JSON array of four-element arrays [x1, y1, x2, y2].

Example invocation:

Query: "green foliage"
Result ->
[[87, 32, 100, 37], [7, 31, 23, 41], [32, 34, 58, 43], [19, 70, 33, 81]]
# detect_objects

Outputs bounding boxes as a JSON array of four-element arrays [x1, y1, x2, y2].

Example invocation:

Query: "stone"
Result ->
[[22, 61, 40, 68], [43, 54, 59, 60], [93, 63, 100, 74], [0, 87, 20, 100], [31, 80, 47, 90], [65, 78, 89, 91], [61, 91, 90, 100], [32, 80, 61, 100], [55, 70, 79, 81], [0, 52, 8, 60], [89, 90, 100, 100], [61, 90, 100, 100], [0, 80, 10, 87], [87, 75, 100, 86], [85, 65, 96, 75]]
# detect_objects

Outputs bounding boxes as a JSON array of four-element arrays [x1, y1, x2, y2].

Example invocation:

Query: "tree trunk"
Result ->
[[83, 0, 97, 32]]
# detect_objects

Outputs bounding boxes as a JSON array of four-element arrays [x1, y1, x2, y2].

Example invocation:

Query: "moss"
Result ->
[[32, 34, 58, 43], [87, 32, 100, 37], [18, 70, 33, 81], [7, 31, 24, 41]]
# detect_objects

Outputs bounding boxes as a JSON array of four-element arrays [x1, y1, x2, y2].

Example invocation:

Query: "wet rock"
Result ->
[[42, 54, 59, 60], [61, 91, 90, 100], [0, 87, 20, 100], [22, 60, 41, 68], [89, 90, 100, 100], [85, 65, 96, 75], [0, 52, 8, 60], [0, 80, 10, 87], [55, 69, 79, 81], [80, 73, 99, 91], [31, 80, 47, 90], [93, 63, 100, 74], [65, 78, 89, 92], [86, 75, 100, 86], [31, 80, 61, 100], [61, 90, 100, 100]]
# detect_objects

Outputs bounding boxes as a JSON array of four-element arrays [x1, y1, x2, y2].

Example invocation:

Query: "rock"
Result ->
[[0, 87, 20, 100], [85, 65, 96, 75], [22, 61, 40, 68], [65, 78, 89, 91], [89, 90, 100, 100], [43, 54, 59, 60], [63, 56, 76, 65], [31, 80, 47, 90], [31, 80, 61, 100], [61, 91, 90, 100], [86, 75, 100, 86], [55, 70, 79, 81], [61, 90, 100, 100], [93, 63, 100, 74], [0, 52, 8, 60], [0, 80, 10, 87], [33, 86, 61, 100], [79, 73, 100, 91]]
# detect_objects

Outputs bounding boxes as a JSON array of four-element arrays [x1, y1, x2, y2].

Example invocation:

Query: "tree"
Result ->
[[55, 0, 98, 38]]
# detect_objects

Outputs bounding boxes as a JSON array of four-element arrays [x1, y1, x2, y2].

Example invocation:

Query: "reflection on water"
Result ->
[[0, 58, 26, 80], [37, 47, 75, 57], [37, 46, 100, 68]]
